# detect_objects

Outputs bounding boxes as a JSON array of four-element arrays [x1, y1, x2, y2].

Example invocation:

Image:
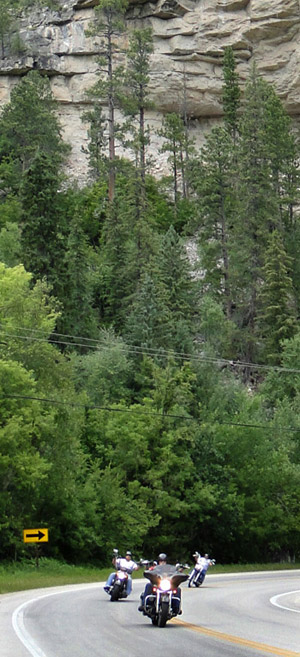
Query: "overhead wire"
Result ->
[[2, 393, 300, 433], [1, 325, 300, 431], [1, 324, 300, 373]]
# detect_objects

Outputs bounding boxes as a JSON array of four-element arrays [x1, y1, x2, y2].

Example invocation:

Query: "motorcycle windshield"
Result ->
[[144, 564, 188, 587]]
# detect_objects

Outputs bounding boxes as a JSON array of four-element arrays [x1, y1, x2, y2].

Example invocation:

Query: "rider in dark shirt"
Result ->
[[138, 553, 182, 613]]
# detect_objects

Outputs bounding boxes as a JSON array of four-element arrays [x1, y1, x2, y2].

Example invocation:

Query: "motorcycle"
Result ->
[[108, 567, 130, 601], [141, 563, 189, 627], [188, 558, 216, 588], [106, 549, 134, 602]]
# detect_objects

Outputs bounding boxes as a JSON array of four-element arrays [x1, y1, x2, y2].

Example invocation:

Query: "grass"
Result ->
[[0, 558, 299, 595]]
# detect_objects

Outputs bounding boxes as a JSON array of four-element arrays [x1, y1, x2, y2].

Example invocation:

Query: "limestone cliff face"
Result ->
[[0, 0, 299, 179]]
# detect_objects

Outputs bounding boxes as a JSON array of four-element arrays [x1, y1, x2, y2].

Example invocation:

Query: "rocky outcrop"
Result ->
[[0, 0, 300, 180]]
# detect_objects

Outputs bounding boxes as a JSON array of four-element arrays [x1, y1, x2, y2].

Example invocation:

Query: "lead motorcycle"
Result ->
[[141, 563, 189, 627]]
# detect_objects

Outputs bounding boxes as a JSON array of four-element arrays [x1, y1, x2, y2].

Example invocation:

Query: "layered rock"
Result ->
[[0, 0, 299, 180]]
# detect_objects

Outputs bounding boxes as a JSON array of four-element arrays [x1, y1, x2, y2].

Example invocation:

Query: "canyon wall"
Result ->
[[0, 0, 299, 180]]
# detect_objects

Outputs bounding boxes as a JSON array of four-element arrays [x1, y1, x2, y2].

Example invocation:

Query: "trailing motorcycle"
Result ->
[[108, 567, 130, 601], [141, 563, 188, 627], [188, 558, 216, 588], [105, 549, 139, 602]]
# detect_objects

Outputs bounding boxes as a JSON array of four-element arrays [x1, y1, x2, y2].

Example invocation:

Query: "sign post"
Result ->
[[23, 529, 49, 568]]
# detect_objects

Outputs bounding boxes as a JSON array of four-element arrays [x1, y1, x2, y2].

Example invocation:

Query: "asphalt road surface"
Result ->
[[2, 570, 300, 657]]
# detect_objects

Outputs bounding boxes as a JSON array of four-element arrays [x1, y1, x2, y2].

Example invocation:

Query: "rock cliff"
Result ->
[[0, 0, 299, 179]]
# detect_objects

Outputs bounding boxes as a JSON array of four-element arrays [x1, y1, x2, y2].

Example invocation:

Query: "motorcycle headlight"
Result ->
[[159, 579, 171, 592]]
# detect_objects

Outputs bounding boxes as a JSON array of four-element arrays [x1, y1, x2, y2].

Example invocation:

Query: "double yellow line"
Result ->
[[173, 618, 300, 657]]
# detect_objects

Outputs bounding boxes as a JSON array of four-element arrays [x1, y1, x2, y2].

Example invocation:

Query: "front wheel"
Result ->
[[158, 601, 169, 628], [110, 584, 120, 601]]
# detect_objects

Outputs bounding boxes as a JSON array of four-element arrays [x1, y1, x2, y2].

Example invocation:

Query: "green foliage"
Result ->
[[1, 38, 300, 566], [0, 222, 21, 267]]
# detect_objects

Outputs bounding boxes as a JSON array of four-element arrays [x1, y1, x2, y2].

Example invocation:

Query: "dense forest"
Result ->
[[1, 0, 300, 566]]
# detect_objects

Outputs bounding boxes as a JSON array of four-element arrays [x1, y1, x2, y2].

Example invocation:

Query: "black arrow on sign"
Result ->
[[26, 531, 45, 540]]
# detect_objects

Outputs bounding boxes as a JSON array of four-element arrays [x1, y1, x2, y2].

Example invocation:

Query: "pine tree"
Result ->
[[121, 27, 154, 189], [258, 230, 297, 364], [85, 0, 128, 202], [152, 225, 198, 352], [262, 84, 300, 229], [59, 212, 98, 340], [159, 112, 195, 208], [0, 71, 68, 179], [82, 104, 108, 180], [222, 46, 240, 142], [193, 126, 235, 319], [233, 66, 280, 358], [124, 270, 171, 351], [0, 0, 13, 58], [20, 152, 67, 299]]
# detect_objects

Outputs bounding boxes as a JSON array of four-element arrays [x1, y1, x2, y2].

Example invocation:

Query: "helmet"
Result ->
[[193, 551, 200, 557], [126, 550, 132, 556], [158, 553, 167, 561], [204, 553, 209, 558]]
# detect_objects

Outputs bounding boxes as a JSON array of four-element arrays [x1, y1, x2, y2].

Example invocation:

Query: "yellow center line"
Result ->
[[172, 618, 300, 657]]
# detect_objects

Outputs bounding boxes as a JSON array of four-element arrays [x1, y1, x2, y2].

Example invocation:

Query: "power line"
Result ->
[[2, 393, 300, 433], [1, 325, 300, 374]]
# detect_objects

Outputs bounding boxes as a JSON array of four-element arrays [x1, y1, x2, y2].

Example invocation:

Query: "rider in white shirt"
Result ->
[[104, 551, 139, 595]]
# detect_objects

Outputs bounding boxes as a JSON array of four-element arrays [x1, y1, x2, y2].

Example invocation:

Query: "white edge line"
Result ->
[[270, 590, 300, 613], [11, 583, 102, 657]]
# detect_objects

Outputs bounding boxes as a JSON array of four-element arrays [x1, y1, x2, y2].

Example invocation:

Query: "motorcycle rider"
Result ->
[[189, 551, 214, 585], [189, 550, 201, 580], [138, 553, 182, 613], [104, 550, 139, 596]]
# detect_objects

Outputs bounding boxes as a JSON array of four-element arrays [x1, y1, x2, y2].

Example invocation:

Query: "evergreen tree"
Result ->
[[222, 46, 240, 141], [193, 126, 235, 319], [0, 71, 68, 182], [233, 67, 281, 359], [20, 151, 67, 299], [0, 0, 14, 58], [82, 104, 108, 180], [152, 225, 197, 352], [59, 212, 98, 340], [258, 230, 297, 363], [85, 0, 128, 201], [262, 84, 300, 228], [124, 270, 171, 351], [159, 112, 195, 207], [121, 28, 153, 188]]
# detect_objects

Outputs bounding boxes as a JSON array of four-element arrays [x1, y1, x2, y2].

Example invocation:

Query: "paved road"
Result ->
[[2, 570, 300, 657]]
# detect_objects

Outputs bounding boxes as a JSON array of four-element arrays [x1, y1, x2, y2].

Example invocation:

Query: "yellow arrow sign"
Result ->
[[23, 528, 49, 543]]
